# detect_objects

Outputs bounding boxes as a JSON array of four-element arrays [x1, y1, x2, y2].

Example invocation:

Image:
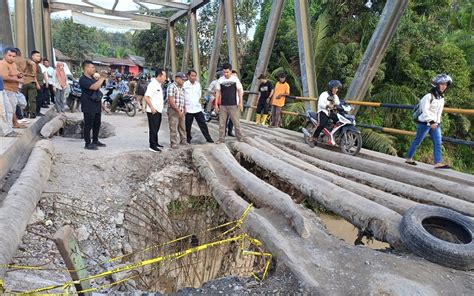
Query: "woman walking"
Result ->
[[405, 74, 452, 169], [53, 62, 68, 113]]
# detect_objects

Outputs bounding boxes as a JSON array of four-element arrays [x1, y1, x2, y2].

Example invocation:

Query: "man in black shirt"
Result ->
[[79, 60, 108, 150], [255, 74, 274, 126], [215, 63, 244, 143]]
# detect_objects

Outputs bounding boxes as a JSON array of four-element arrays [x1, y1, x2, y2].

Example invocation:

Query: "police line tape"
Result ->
[[1, 204, 272, 294]]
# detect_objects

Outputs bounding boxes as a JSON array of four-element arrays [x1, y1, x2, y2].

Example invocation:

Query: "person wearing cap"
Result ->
[[167, 72, 187, 148], [183, 69, 214, 144]]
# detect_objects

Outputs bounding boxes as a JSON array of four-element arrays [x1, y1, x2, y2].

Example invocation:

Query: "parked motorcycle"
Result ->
[[202, 95, 219, 122], [101, 87, 136, 117], [302, 102, 362, 156], [67, 79, 81, 112]]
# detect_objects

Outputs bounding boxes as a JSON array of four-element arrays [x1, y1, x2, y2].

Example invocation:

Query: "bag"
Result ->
[[90, 90, 103, 102], [412, 94, 434, 122], [137, 82, 148, 96]]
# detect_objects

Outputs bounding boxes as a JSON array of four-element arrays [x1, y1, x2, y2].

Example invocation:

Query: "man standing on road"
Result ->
[[144, 68, 166, 152], [79, 60, 108, 150], [167, 72, 187, 148], [0, 47, 25, 134], [35, 53, 49, 116], [17, 50, 39, 118], [43, 58, 55, 105], [183, 69, 213, 144], [215, 63, 243, 143]]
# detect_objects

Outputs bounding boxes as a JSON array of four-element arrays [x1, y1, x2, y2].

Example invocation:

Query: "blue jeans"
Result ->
[[407, 123, 442, 164]]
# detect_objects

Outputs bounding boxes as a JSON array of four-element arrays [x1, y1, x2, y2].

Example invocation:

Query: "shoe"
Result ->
[[84, 144, 98, 150], [215, 140, 225, 144], [19, 119, 30, 124], [237, 138, 243, 142], [171, 144, 178, 149], [42, 105, 49, 108], [5, 131, 19, 137], [29, 113, 36, 119], [206, 139, 214, 143], [180, 142, 189, 146], [227, 132, 235, 137], [93, 141, 107, 147], [157, 144, 164, 148], [148, 146, 162, 152], [37, 113, 45, 117], [434, 164, 451, 169], [405, 160, 417, 166]]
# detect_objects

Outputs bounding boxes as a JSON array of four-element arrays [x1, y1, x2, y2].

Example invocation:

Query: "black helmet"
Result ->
[[431, 74, 452, 87], [215, 70, 223, 80], [327, 80, 342, 92]]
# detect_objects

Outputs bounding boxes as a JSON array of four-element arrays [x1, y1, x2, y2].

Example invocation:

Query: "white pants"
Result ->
[[0, 90, 14, 136]]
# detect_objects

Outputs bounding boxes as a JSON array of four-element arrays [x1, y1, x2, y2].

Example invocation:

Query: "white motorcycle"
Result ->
[[302, 102, 362, 156]]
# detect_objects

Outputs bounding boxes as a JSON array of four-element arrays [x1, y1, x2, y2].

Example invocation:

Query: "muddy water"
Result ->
[[320, 213, 390, 249]]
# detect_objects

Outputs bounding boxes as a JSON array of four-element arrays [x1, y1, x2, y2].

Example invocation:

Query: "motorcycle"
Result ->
[[67, 79, 81, 112], [301, 102, 363, 156], [202, 95, 219, 122], [101, 87, 136, 117]]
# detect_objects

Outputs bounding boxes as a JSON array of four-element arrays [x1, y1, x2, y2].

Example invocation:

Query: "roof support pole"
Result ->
[[168, 23, 177, 75], [15, 0, 28, 56], [0, 0, 14, 51], [190, 10, 201, 79], [294, 0, 318, 111], [181, 16, 192, 73], [245, 0, 285, 121], [164, 29, 170, 71], [345, 0, 409, 106], [26, 0, 36, 54], [206, 0, 225, 88], [223, 0, 239, 73], [43, 5, 53, 62], [33, 0, 44, 56]]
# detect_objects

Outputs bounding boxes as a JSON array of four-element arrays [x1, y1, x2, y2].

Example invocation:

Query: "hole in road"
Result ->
[[422, 217, 472, 244], [122, 166, 268, 294], [61, 119, 116, 139]]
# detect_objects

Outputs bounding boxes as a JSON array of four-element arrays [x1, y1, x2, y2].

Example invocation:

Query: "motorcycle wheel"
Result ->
[[204, 111, 211, 122], [340, 130, 362, 156], [102, 100, 111, 112], [125, 102, 136, 117]]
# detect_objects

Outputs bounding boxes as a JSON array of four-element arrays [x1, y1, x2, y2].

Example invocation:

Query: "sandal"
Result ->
[[405, 160, 417, 166], [13, 124, 27, 129], [434, 164, 451, 169]]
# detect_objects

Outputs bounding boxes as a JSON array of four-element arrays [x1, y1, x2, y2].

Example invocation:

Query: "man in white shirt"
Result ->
[[183, 69, 214, 144], [43, 59, 55, 105], [144, 68, 166, 152]]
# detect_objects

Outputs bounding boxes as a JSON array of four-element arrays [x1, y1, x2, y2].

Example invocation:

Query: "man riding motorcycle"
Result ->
[[110, 73, 129, 112], [311, 80, 343, 146]]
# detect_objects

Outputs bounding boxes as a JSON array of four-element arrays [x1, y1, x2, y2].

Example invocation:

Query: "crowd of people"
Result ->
[[0, 47, 68, 137], [0, 45, 452, 168]]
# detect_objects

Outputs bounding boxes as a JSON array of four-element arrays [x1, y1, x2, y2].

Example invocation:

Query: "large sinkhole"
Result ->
[[122, 165, 265, 294]]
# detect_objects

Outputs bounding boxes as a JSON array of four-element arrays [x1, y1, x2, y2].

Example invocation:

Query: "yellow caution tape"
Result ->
[[1, 204, 255, 273], [13, 204, 269, 295]]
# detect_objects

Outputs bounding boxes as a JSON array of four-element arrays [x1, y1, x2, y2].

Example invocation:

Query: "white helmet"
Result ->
[[431, 73, 453, 87]]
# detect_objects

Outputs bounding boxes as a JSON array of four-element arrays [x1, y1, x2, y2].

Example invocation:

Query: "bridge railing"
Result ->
[[242, 94, 474, 147]]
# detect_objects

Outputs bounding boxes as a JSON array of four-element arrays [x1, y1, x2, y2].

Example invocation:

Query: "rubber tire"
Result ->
[[125, 102, 136, 117], [340, 130, 362, 156], [400, 205, 474, 270]]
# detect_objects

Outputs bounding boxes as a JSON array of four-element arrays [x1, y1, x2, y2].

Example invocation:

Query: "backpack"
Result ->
[[137, 81, 148, 96], [412, 94, 433, 122]]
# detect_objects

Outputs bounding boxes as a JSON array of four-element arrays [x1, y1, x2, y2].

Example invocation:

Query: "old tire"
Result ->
[[400, 205, 474, 270]]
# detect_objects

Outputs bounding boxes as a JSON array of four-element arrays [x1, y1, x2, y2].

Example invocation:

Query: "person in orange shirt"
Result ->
[[270, 72, 290, 127]]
